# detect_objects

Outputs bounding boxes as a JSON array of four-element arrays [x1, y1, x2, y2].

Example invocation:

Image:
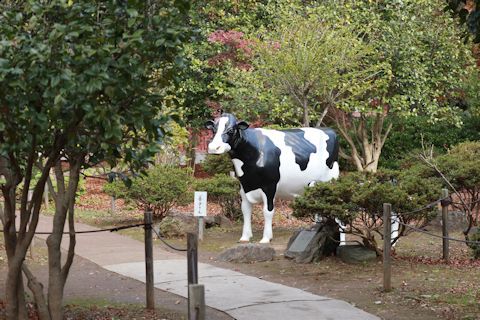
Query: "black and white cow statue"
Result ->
[[205, 112, 340, 244]]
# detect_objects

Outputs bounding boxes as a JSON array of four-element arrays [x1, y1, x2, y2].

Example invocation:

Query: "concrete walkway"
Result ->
[[35, 215, 379, 320]]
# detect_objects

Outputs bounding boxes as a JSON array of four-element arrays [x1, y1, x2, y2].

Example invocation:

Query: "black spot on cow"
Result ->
[[322, 128, 339, 169], [283, 129, 317, 171], [230, 129, 281, 212]]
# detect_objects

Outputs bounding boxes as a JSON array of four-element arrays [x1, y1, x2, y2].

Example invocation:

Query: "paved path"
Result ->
[[35, 215, 379, 320]]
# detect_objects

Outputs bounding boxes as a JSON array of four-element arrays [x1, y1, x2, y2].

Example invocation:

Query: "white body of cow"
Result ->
[[206, 114, 339, 243]]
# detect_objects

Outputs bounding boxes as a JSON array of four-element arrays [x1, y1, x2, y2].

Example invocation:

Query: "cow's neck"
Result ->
[[228, 129, 258, 162]]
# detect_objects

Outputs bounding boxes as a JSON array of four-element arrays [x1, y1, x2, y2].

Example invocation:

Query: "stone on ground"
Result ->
[[284, 220, 340, 263], [218, 244, 276, 263], [336, 245, 377, 264]]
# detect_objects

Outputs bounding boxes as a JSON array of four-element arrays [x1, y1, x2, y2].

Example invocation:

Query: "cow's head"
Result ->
[[205, 113, 249, 154]]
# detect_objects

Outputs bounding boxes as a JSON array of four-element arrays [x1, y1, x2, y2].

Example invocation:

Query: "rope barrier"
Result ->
[[0, 223, 148, 235], [151, 227, 187, 252], [394, 219, 480, 245], [450, 198, 480, 206], [2, 222, 189, 251], [396, 197, 448, 216]]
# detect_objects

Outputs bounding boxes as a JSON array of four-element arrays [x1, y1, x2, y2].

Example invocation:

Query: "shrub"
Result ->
[[202, 154, 234, 176], [428, 141, 480, 258], [104, 165, 192, 219], [467, 228, 480, 259], [292, 169, 441, 254], [380, 115, 480, 170], [193, 174, 242, 221]]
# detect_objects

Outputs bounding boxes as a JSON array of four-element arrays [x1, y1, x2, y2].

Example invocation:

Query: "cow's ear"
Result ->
[[237, 121, 249, 130], [204, 120, 215, 130]]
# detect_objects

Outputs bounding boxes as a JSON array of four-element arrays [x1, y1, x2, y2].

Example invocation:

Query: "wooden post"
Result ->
[[383, 203, 392, 292], [188, 284, 205, 320], [198, 217, 204, 241], [187, 232, 199, 320], [111, 196, 116, 213], [441, 189, 449, 261], [187, 233, 198, 285], [144, 210, 155, 310]]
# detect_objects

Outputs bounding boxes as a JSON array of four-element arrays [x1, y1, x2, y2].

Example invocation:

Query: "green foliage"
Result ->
[[194, 174, 241, 220], [202, 154, 234, 176], [0, 0, 191, 172], [325, 0, 474, 120], [254, 12, 383, 126], [155, 121, 190, 165], [437, 142, 480, 191], [381, 115, 480, 169], [467, 228, 480, 259], [292, 169, 441, 252], [104, 165, 192, 219], [435, 142, 480, 224]]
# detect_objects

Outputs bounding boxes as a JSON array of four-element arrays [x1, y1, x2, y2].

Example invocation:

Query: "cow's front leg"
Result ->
[[239, 188, 253, 242], [260, 207, 274, 244], [260, 189, 275, 244]]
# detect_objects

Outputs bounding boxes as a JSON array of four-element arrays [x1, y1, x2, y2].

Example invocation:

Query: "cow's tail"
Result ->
[[324, 128, 339, 180]]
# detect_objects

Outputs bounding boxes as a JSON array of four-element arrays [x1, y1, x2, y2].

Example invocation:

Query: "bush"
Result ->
[[202, 154, 234, 176], [432, 141, 480, 258], [104, 165, 192, 219], [380, 115, 480, 170], [292, 169, 441, 254], [467, 228, 480, 259], [193, 174, 242, 221]]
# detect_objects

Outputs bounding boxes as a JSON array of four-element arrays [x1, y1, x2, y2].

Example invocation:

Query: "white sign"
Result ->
[[194, 191, 207, 217]]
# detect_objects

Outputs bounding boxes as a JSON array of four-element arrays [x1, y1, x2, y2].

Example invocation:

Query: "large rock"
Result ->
[[217, 244, 276, 263], [336, 245, 377, 264], [204, 215, 234, 229], [284, 220, 340, 263]]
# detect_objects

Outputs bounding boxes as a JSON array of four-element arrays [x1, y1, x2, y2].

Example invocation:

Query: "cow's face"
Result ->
[[205, 113, 249, 154]]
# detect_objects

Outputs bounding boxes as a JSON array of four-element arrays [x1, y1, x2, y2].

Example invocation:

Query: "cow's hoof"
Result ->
[[238, 238, 250, 243], [259, 238, 271, 244]]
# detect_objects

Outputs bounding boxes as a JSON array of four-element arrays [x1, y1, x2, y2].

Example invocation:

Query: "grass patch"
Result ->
[[64, 299, 186, 320]]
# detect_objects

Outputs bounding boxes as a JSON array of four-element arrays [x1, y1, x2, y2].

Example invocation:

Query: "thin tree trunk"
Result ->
[[23, 265, 51, 320], [302, 97, 309, 127], [47, 158, 81, 320]]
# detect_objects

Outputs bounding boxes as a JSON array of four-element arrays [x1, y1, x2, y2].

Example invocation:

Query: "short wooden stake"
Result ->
[[441, 189, 449, 261], [144, 210, 155, 309], [188, 284, 205, 320], [111, 196, 116, 213], [383, 203, 392, 292]]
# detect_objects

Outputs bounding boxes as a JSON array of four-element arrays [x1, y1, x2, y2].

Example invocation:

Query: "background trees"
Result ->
[[218, 0, 474, 172], [0, 1, 190, 319]]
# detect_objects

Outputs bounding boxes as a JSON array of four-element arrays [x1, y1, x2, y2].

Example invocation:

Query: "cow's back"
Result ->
[[231, 127, 339, 201]]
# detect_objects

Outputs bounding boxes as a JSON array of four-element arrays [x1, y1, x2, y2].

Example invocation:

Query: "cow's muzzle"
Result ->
[[207, 142, 231, 154]]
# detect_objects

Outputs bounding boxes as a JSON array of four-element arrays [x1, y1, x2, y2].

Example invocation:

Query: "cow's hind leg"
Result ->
[[239, 188, 253, 242]]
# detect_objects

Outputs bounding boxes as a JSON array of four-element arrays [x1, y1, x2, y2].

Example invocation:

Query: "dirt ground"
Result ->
[[164, 223, 479, 320], [0, 216, 478, 320], [0, 239, 232, 320]]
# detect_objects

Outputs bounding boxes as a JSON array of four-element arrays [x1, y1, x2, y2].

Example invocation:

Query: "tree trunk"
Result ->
[[23, 265, 51, 320], [47, 159, 81, 320], [334, 111, 391, 173], [302, 97, 309, 127], [2, 185, 28, 320]]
